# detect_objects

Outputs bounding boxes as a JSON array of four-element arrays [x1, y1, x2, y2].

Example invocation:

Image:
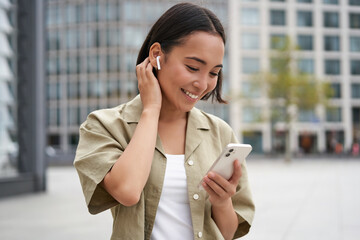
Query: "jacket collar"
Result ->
[[121, 95, 211, 158]]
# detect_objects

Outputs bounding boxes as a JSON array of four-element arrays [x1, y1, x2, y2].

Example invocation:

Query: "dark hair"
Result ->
[[136, 2, 227, 104]]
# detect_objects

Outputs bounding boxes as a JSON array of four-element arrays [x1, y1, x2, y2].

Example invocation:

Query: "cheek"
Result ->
[[208, 78, 218, 92]]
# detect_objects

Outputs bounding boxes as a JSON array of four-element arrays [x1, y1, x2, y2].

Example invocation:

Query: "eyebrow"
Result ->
[[185, 56, 223, 68]]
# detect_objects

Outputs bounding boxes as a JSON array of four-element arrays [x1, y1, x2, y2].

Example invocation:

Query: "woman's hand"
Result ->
[[202, 160, 242, 207], [136, 57, 162, 112], [202, 160, 242, 239]]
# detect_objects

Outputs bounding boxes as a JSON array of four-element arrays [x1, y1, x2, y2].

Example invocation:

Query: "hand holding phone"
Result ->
[[199, 143, 252, 190]]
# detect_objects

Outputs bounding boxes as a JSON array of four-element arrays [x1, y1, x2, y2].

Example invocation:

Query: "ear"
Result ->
[[149, 42, 163, 69]]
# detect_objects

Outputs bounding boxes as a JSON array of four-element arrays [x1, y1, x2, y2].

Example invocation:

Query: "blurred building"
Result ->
[[0, 0, 17, 175], [229, 0, 360, 154], [45, 0, 229, 163], [0, 0, 46, 197]]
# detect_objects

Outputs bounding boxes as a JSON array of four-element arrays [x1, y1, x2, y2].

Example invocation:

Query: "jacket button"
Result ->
[[198, 232, 203, 238], [193, 194, 199, 200], [188, 160, 194, 166]]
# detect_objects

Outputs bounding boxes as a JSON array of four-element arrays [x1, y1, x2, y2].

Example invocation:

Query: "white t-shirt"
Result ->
[[151, 154, 193, 240]]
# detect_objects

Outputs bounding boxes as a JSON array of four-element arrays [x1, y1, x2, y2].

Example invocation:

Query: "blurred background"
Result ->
[[0, 0, 359, 239]]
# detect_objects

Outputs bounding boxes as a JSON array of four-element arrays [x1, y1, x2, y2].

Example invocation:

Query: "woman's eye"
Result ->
[[210, 72, 219, 77], [186, 65, 199, 71]]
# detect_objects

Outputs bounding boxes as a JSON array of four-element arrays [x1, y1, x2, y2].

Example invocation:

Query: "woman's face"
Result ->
[[157, 31, 225, 113]]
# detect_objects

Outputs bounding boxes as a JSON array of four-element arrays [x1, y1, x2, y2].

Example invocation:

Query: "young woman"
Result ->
[[74, 3, 255, 240]]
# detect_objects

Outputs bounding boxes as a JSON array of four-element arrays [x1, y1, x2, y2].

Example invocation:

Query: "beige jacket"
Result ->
[[74, 95, 255, 240]]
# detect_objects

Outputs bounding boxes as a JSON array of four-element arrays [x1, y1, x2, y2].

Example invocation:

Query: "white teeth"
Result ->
[[183, 89, 199, 99]]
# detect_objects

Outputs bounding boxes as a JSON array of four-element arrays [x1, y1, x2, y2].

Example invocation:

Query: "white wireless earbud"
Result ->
[[156, 56, 161, 70]]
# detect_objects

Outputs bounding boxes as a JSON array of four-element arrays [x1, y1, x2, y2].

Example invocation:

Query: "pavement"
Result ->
[[0, 157, 359, 240]]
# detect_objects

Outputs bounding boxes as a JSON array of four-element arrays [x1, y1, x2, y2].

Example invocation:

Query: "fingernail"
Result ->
[[208, 172, 215, 178]]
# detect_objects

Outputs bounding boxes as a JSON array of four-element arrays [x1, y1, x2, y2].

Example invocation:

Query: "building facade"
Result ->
[[229, 0, 360, 154], [45, 0, 360, 158], [45, 0, 229, 162]]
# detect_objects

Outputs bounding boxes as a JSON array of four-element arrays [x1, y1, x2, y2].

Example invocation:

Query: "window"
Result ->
[[323, 0, 338, 4], [69, 134, 79, 146], [298, 59, 314, 74], [330, 83, 341, 98], [297, 0, 312, 2], [68, 107, 81, 125], [66, 29, 79, 49], [271, 34, 286, 49], [324, 36, 340, 51], [326, 107, 342, 122], [324, 12, 339, 28], [107, 54, 119, 72], [297, 35, 313, 50], [352, 84, 360, 98], [107, 79, 120, 98], [297, 11, 313, 27], [350, 36, 360, 52], [67, 81, 80, 99], [48, 107, 60, 126], [106, 2, 118, 21], [124, 26, 144, 48], [270, 10, 286, 26], [242, 82, 262, 98], [242, 107, 262, 123], [67, 55, 80, 74], [47, 82, 61, 100], [242, 58, 260, 74], [241, 8, 259, 26], [298, 108, 318, 122], [87, 79, 105, 98], [271, 0, 285, 2], [349, 0, 360, 6], [350, 13, 360, 29], [324, 59, 341, 75], [106, 27, 121, 47], [351, 60, 360, 75], [242, 33, 259, 50]]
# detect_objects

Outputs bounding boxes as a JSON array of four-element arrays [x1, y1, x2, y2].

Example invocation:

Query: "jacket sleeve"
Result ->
[[73, 111, 126, 214]]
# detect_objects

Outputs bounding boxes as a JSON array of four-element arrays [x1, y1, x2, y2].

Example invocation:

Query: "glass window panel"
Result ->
[[242, 33, 259, 50], [67, 81, 80, 99], [350, 13, 360, 29], [297, 11, 313, 27], [66, 29, 79, 49], [242, 57, 260, 74], [297, 0, 312, 2], [106, 2, 118, 21], [297, 35, 313, 50], [350, 36, 360, 52], [298, 109, 318, 122], [270, 10, 286, 26], [298, 59, 314, 74], [107, 79, 120, 98], [124, 2, 142, 21], [325, 59, 341, 75], [106, 27, 121, 47], [107, 54, 119, 72], [352, 83, 360, 98], [241, 8, 259, 26], [68, 106, 81, 125], [324, 36, 340, 51], [330, 83, 341, 98], [326, 107, 342, 122], [242, 82, 262, 98], [351, 60, 360, 75], [87, 79, 105, 98], [324, 12, 339, 28], [242, 107, 262, 123], [124, 26, 144, 48], [87, 28, 100, 48], [271, 34, 286, 49], [349, 0, 360, 6], [324, 0, 338, 4], [47, 82, 61, 100]]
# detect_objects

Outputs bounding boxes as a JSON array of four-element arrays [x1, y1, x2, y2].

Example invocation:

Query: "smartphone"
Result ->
[[198, 143, 252, 190]]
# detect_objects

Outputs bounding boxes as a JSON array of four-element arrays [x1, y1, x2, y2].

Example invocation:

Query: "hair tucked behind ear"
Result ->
[[136, 3, 227, 104]]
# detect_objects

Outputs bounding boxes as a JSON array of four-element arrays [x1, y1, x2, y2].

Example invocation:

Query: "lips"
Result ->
[[181, 88, 199, 99]]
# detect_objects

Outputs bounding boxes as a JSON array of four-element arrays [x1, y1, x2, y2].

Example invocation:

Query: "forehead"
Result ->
[[169, 32, 225, 65]]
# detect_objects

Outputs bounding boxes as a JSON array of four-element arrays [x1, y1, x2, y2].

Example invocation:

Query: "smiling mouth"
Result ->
[[181, 89, 199, 100]]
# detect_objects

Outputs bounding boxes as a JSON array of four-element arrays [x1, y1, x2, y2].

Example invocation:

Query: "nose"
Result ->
[[192, 75, 208, 92]]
